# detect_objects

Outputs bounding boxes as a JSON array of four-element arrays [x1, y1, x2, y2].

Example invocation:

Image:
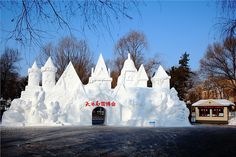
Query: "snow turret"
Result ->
[[117, 53, 138, 87], [151, 65, 170, 90], [41, 57, 57, 91], [136, 64, 148, 87], [21, 61, 42, 101], [28, 61, 40, 86], [89, 54, 112, 88]]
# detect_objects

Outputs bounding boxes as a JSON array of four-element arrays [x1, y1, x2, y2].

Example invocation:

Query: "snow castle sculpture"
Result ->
[[2, 53, 190, 127]]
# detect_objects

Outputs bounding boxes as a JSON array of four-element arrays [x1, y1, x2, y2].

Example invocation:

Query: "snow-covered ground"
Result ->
[[229, 116, 236, 125]]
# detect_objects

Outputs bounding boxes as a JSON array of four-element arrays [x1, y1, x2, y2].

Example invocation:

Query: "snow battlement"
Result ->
[[24, 53, 171, 91]]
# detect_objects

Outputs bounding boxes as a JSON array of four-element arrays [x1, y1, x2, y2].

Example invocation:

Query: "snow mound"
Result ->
[[229, 117, 236, 125]]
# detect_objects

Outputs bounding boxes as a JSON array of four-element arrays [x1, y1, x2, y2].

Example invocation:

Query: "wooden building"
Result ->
[[192, 99, 235, 124]]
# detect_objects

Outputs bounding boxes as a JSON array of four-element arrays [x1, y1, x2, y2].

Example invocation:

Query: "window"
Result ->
[[212, 108, 224, 117], [199, 108, 210, 117]]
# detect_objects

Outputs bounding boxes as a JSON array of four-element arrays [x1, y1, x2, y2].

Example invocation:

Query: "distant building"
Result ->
[[192, 99, 235, 124]]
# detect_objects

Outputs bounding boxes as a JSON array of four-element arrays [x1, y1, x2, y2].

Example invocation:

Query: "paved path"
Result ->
[[1, 126, 236, 157]]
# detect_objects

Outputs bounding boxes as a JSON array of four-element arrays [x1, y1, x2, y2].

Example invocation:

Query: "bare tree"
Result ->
[[145, 55, 160, 77], [0, 48, 22, 99], [200, 37, 236, 91], [38, 36, 93, 84], [111, 30, 160, 87], [114, 30, 147, 69], [217, 0, 236, 37], [38, 43, 54, 67], [1, 0, 140, 46]]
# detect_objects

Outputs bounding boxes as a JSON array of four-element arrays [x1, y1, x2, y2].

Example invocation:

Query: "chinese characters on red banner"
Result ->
[[85, 101, 116, 107]]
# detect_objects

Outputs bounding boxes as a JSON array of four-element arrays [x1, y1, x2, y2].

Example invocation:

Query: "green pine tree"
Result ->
[[169, 52, 193, 101]]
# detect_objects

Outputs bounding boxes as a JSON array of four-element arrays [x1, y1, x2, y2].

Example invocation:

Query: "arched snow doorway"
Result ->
[[92, 107, 106, 125]]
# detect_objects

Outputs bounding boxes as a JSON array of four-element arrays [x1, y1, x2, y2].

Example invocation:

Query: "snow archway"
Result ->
[[92, 107, 106, 125]]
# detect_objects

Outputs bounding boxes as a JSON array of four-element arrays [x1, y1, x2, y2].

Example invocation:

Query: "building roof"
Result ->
[[192, 99, 235, 107]]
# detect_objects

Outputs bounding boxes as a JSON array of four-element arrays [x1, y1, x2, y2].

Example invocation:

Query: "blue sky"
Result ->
[[0, 1, 221, 76]]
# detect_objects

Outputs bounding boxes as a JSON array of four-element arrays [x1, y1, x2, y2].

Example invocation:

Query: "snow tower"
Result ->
[[41, 57, 57, 92]]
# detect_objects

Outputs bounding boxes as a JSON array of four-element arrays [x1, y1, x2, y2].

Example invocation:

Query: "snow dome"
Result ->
[[2, 53, 190, 127]]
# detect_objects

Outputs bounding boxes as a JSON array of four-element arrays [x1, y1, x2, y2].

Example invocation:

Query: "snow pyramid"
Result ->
[[2, 54, 190, 127]]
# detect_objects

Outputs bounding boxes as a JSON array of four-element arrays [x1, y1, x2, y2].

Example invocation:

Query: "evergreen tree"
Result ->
[[169, 52, 193, 101]]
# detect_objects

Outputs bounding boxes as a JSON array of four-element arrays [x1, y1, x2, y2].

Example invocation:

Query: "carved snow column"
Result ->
[[41, 57, 57, 92], [151, 65, 171, 90], [28, 61, 41, 86]]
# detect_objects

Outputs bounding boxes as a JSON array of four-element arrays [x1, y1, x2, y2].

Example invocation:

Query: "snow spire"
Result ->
[[134, 64, 148, 87], [93, 54, 109, 77], [137, 64, 148, 80], [117, 53, 137, 87], [151, 65, 170, 90], [88, 53, 112, 88], [42, 57, 56, 71], [28, 61, 40, 86], [128, 53, 131, 60], [31, 61, 39, 70], [121, 53, 137, 72]]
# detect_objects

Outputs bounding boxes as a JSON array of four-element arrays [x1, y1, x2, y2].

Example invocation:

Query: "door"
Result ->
[[92, 107, 106, 125]]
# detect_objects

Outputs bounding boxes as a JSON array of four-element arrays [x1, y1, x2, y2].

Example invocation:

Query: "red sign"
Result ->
[[85, 101, 116, 107]]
